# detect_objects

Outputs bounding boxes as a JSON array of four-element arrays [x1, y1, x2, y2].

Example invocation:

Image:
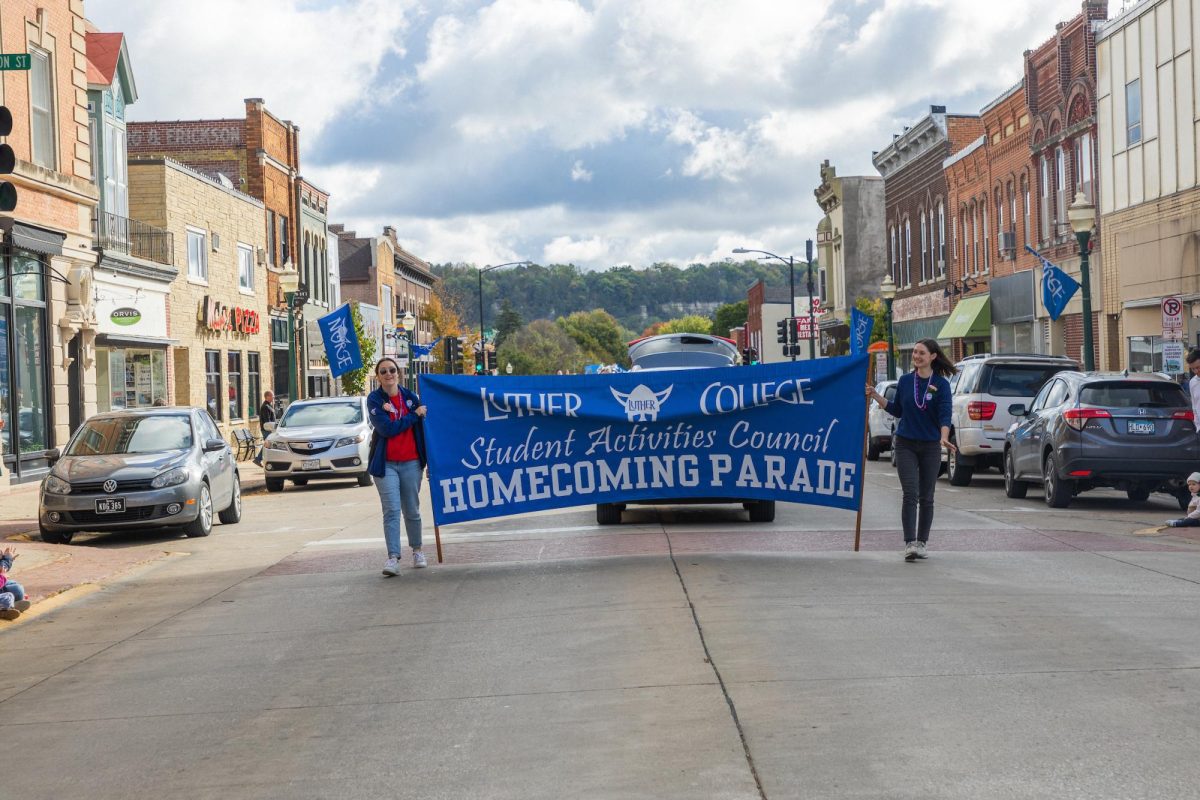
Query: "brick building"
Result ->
[[127, 157, 269, 440], [942, 80, 1038, 359], [1025, 0, 1109, 367], [873, 106, 983, 374], [744, 280, 796, 363], [127, 99, 304, 399], [0, 0, 99, 484]]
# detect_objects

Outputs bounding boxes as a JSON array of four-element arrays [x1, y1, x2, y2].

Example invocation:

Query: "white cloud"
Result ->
[[570, 160, 593, 182]]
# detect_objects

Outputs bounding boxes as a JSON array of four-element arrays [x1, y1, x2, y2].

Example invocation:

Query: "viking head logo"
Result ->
[[610, 384, 673, 422]]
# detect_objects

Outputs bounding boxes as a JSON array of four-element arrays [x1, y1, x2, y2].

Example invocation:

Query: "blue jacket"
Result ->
[[885, 371, 953, 442], [366, 386, 427, 477]]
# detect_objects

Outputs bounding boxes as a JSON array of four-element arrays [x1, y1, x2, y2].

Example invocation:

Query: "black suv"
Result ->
[[1003, 372, 1199, 508]]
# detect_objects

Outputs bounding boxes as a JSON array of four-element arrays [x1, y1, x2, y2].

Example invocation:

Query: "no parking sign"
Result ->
[[1162, 295, 1184, 334]]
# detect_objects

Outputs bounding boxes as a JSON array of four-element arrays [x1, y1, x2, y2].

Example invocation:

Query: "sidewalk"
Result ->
[[0, 460, 268, 608]]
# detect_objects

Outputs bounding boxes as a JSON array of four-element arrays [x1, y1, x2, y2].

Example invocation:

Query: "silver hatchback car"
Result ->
[[261, 396, 372, 492], [39, 407, 242, 544]]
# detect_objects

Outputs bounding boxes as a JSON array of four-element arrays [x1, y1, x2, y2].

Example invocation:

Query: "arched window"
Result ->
[[1022, 175, 1031, 247], [1074, 131, 1094, 202], [890, 226, 898, 284], [982, 199, 990, 273], [936, 201, 946, 275], [971, 203, 979, 275], [1055, 145, 1066, 234], [1039, 156, 1051, 242], [919, 210, 928, 283], [904, 219, 912, 287]]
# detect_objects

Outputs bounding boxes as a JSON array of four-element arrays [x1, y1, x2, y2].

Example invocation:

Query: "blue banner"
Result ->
[[1026, 245, 1079, 322], [317, 303, 364, 378], [850, 308, 874, 356], [420, 356, 869, 525]]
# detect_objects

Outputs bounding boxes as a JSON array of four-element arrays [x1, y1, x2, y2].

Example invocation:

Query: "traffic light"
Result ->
[[776, 318, 788, 344], [0, 106, 15, 212], [443, 336, 463, 373], [474, 352, 484, 374], [747, 347, 759, 365], [484, 349, 496, 373]]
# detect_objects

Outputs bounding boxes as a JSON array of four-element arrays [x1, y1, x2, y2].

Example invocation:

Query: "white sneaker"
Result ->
[[13, 600, 31, 612], [915, 541, 929, 559], [904, 542, 919, 561], [382, 557, 400, 577], [412, 551, 428, 569]]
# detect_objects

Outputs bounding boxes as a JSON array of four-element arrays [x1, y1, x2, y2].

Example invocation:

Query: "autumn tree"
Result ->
[[557, 310, 631, 367], [497, 319, 585, 375]]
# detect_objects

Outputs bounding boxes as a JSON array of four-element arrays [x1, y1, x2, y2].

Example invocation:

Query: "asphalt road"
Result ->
[[2, 463, 1199, 799]]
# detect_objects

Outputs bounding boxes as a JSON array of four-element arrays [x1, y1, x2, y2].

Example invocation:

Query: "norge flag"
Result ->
[[420, 356, 869, 525], [1025, 245, 1079, 322], [317, 303, 364, 378]]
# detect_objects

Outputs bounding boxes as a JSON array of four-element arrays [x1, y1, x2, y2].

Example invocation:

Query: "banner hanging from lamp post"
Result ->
[[317, 303, 364, 378], [849, 307, 874, 356], [1025, 245, 1079, 322]]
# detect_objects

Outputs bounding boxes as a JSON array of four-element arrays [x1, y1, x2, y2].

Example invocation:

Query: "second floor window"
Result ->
[[919, 211, 928, 282], [238, 243, 254, 290], [30, 48, 56, 169], [1075, 131, 1094, 201], [937, 201, 946, 274], [187, 228, 208, 281], [1126, 79, 1142, 146]]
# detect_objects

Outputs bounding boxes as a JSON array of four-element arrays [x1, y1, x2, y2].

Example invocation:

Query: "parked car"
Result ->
[[1003, 372, 1199, 508], [261, 396, 372, 492], [867, 380, 898, 461], [945, 353, 1080, 486], [38, 407, 241, 544], [598, 332, 775, 524]]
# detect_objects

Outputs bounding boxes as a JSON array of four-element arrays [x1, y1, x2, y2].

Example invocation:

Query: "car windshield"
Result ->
[[280, 402, 363, 428], [983, 365, 1074, 397], [1080, 382, 1189, 408], [66, 415, 194, 456]]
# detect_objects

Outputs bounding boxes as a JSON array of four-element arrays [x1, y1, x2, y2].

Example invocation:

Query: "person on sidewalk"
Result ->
[[367, 357, 428, 576], [253, 391, 277, 467], [0, 546, 31, 621], [1187, 350, 1200, 426], [867, 338, 956, 561], [1166, 473, 1200, 528]]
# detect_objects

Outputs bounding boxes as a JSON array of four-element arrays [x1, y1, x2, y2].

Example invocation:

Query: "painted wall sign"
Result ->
[[110, 307, 142, 327], [200, 295, 261, 335]]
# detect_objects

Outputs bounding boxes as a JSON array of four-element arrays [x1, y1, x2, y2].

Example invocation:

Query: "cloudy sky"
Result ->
[[88, 0, 1105, 270]]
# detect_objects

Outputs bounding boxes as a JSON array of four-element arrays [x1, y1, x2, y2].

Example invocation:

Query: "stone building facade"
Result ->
[[128, 157, 269, 440], [813, 160, 886, 330]]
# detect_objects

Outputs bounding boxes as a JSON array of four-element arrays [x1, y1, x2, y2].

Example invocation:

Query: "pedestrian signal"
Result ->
[[0, 106, 16, 213]]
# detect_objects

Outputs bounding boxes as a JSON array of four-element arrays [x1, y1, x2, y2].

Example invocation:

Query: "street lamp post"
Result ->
[[881, 273, 897, 380], [1067, 191, 1097, 371], [805, 239, 816, 361], [733, 247, 797, 361], [279, 262, 300, 406], [401, 310, 416, 391], [478, 261, 531, 357]]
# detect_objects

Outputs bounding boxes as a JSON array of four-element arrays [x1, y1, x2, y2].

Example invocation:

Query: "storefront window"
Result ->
[[995, 322, 1036, 354], [97, 349, 167, 412], [228, 351, 243, 420], [0, 305, 9, 457], [11, 254, 46, 302], [15, 305, 48, 453], [205, 350, 222, 422], [1128, 336, 1162, 373], [248, 353, 261, 415]]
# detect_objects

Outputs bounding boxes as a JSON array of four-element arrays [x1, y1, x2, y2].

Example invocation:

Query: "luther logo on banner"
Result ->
[[1026, 245, 1079, 322], [317, 303, 364, 378], [850, 308, 874, 356], [420, 356, 869, 526]]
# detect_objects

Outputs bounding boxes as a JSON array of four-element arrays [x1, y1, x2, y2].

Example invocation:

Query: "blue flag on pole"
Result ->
[[1025, 245, 1079, 322], [317, 303, 364, 378], [850, 307, 874, 356], [420, 356, 870, 525]]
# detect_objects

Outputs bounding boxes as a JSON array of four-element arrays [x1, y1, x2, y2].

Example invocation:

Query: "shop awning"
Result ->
[[937, 295, 991, 339], [1, 218, 66, 257], [96, 333, 179, 348]]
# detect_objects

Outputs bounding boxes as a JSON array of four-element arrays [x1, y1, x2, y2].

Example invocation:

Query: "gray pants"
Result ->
[[895, 436, 941, 543]]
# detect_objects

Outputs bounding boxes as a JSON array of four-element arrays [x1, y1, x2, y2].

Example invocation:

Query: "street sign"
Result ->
[[0, 54, 31, 71], [874, 351, 887, 383], [292, 282, 310, 308], [1163, 341, 1185, 373], [1162, 295, 1184, 331], [793, 317, 817, 340]]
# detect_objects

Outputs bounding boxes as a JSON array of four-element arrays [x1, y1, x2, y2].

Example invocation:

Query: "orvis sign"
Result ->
[[420, 356, 869, 526]]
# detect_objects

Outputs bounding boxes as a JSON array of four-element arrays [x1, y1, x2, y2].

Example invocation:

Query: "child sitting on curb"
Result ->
[[1166, 472, 1200, 528], [0, 546, 30, 621]]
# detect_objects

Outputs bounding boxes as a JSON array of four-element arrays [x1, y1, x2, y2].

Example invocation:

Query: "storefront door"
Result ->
[[0, 250, 53, 481]]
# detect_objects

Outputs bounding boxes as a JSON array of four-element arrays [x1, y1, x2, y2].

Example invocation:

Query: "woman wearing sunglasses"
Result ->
[[367, 357, 428, 575]]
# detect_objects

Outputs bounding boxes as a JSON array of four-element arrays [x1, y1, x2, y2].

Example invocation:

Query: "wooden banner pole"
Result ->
[[853, 357, 874, 552], [416, 372, 445, 564]]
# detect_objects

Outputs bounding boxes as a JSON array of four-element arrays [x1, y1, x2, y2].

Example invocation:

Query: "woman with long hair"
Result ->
[[366, 357, 428, 576], [867, 338, 956, 561]]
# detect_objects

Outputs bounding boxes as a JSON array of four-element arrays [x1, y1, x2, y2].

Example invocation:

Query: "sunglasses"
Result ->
[[377, 368, 398, 376]]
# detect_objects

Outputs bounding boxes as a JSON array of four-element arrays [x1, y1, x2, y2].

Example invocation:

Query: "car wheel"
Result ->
[[1126, 485, 1151, 503], [185, 482, 214, 537], [265, 477, 284, 493], [596, 503, 622, 525], [947, 441, 974, 487], [39, 523, 74, 544], [293, 478, 309, 486], [1004, 450, 1028, 499], [1043, 454, 1072, 508], [218, 475, 242, 525], [357, 472, 373, 487], [867, 440, 880, 461], [748, 500, 776, 523]]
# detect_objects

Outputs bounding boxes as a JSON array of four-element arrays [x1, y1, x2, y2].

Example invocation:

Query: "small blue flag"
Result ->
[[1025, 245, 1079, 322], [850, 307, 874, 356], [318, 303, 364, 378]]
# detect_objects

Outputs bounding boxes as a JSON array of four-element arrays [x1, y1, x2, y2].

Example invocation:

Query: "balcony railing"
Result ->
[[95, 211, 174, 267]]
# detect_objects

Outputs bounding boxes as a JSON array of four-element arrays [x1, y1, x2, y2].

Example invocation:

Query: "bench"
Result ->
[[232, 427, 261, 461]]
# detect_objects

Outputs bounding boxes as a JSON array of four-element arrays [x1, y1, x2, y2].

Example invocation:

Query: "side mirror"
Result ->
[[1008, 404, 1028, 418], [263, 421, 276, 432], [46, 447, 62, 465], [204, 438, 227, 453]]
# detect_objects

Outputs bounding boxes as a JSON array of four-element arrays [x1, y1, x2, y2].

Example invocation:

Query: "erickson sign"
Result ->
[[199, 296, 261, 335]]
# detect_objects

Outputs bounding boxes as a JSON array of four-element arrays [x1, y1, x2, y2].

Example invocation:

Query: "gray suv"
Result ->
[[1003, 372, 1199, 508]]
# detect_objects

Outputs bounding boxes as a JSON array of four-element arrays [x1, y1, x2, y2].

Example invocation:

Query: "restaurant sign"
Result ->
[[200, 296, 261, 335]]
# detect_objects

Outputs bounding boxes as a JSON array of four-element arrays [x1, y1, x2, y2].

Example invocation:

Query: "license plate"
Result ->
[[95, 497, 126, 514], [1127, 420, 1156, 435], [300, 459, 320, 470]]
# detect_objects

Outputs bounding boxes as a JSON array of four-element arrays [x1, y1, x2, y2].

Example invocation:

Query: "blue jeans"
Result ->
[[1, 581, 24, 602], [374, 460, 423, 558]]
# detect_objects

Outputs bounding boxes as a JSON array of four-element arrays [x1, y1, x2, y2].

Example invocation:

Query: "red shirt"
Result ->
[[385, 393, 419, 462]]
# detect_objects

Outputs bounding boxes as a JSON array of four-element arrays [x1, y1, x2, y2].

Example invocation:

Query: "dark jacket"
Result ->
[[259, 400, 277, 427], [366, 386, 427, 476]]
